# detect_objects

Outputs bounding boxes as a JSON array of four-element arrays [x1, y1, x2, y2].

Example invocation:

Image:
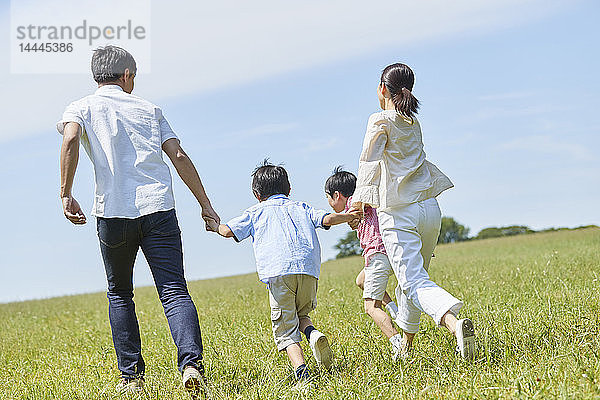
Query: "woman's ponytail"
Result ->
[[381, 63, 420, 118]]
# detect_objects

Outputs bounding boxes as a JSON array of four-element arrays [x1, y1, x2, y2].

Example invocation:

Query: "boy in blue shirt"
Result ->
[[207, 161, 361, 381]]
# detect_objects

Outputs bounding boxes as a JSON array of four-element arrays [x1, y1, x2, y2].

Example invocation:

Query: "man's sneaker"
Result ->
[[183, 365, 211, 400], [116, 377, 145, 394], [390, 334, 410, 362], [455, 318, 476, 360], [309, 330, 333, 369]]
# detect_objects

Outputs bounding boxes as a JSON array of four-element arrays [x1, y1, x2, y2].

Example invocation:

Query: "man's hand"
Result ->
[[204, 218, 220, 232], [201, 205, 220, 232], [62, 196, 86, 224]]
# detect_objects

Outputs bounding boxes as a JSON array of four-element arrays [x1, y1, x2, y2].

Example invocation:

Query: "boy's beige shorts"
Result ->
[[267, 274, 318, 351]]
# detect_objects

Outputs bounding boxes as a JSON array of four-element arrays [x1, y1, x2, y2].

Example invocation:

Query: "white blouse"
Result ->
[[353, 110, 453, 210]]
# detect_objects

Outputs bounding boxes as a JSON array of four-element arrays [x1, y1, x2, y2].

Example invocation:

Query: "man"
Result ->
[[57, 45, 219, 398]]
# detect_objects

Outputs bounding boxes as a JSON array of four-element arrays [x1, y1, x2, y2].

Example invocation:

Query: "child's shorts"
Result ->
[[267, 274, 318, 351], [362, 252, 393, 301]]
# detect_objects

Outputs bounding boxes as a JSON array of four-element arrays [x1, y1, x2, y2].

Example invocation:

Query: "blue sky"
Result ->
[[0, 0, 598, 303]]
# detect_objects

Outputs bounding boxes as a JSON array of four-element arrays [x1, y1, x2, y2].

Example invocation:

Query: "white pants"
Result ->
[[378, 198, 462, 334]]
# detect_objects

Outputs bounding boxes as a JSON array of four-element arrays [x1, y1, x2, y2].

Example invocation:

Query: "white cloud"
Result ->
[[0, 0, 570, 143]]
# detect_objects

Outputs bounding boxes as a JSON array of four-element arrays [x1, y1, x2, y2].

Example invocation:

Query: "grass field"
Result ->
[[1, 227, 599, 399]]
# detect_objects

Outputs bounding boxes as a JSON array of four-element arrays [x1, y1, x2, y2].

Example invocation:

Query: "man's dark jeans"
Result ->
[[96, 209, 203, 378]]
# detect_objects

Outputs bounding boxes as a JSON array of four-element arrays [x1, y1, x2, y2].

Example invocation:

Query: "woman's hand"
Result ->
[[351, 201, 365, 213], [347, 202, 365, 230], [348, 218, 360, 230]]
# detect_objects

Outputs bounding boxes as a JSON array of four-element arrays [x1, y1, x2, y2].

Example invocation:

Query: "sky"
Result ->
[[0, 0, 598, 303]]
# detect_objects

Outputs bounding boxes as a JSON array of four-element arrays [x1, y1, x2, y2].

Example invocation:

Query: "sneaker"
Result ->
[[116, 377, 145, 394], [182, 364, 211, 400], [292, 365, 315, 392], [295, 364, 313, 381], [309, 330, 333, 369], [455, 318, 476, 360], [390, 334, 410, 362]]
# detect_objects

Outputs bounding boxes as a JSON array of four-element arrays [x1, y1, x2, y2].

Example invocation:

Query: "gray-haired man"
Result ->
[[57, 45, 219, 397]]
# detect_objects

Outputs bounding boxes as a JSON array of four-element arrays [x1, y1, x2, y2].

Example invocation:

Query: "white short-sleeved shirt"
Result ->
[[226, 194, 330, 283], [57, 85, 178, 218]]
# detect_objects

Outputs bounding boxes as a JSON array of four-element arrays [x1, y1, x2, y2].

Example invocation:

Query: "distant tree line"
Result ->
[[334, 216, 598, 258], [438, 218, 597, 244]]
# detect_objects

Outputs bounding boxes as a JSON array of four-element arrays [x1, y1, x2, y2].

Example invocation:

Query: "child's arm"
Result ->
[[323, 209, 363, 227], [206, 218, 237, 239], [217, 224, 236, 238]]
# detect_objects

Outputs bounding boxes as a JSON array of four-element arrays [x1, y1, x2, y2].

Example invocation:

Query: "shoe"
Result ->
[[295, 364, 313, 381], [390, 334, 410, 362], [455, 318, 476, 360], [292, 365, 315, 392], [183, 364, 211, 400], [309, 330, 333, 369], [116, 377, 145, 394]]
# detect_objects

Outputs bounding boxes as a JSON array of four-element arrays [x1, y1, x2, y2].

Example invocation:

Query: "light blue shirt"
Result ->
[[226, 194, 330, 282]]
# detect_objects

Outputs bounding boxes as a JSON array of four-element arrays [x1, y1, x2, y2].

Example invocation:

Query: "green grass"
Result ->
[[1, 228, 599, 399]]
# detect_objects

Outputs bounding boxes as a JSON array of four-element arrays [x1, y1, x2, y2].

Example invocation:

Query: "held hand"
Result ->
[[348, 208, 363, 220], [346, 208, 363, 230], [205, 217, 220, 233], [201, 205, 220, 231], [62, 196, 86, 225], [348, 218, 360, 230], [350, 201, 366, 214]]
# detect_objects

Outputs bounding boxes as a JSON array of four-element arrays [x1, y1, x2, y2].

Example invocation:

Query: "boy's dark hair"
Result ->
[[381, 63, 420, 118], [91, 45, 137, 83], [252, 159, 291, 201], [325, 166, 356, 198]]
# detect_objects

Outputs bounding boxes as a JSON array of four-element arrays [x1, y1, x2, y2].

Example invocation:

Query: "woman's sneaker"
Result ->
[[309, 330, 333, 369], [183, 364, 211, 400], [115, 377, 145, 394], [455, 318, 476, 360]]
